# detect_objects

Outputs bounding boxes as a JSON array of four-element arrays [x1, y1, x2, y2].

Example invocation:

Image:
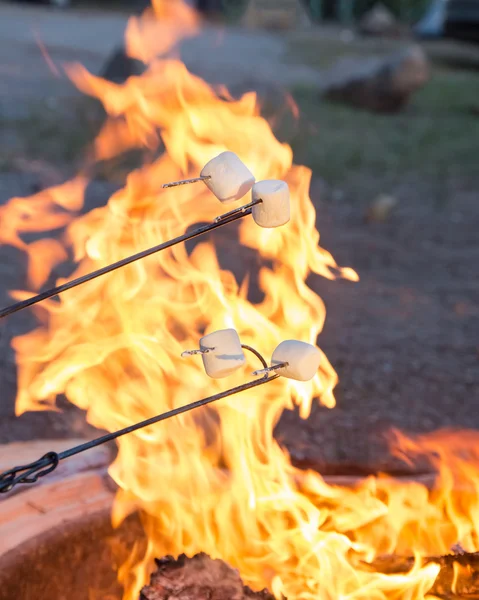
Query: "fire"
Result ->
[[3, 1, 479, 599]]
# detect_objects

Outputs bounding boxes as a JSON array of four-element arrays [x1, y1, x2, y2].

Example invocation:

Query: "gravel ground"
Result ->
[[0, 171, 477, 474], [0, 3, 319, 119]]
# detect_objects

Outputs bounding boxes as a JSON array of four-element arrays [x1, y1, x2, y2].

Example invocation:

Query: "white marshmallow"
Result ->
[[271, 340, 321, 382], [200, 152, 255, 204], [200, 328, 246, 379], [252, 180, 290, 228]]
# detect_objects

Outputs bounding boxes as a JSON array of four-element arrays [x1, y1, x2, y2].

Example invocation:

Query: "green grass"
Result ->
[[0, 97, 103, 173], [283, 69, 479, 200], [283, 33, 479, 200], [286, 32, 405, 69], [0, 97, 146, 182]]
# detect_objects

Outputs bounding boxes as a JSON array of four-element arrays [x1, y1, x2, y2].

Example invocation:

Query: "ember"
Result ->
[[139, 550, 479, 600], [369, 550, 479, 598], [140, 553, 275, 600]]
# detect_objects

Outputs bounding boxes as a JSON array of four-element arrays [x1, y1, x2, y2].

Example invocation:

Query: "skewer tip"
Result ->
[[163, 175, 211, 189], [252, 362, 289, 377], [181, 347, 215, 357]]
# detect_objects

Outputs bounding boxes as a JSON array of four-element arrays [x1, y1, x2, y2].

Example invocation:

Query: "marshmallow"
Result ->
[[200, 328, 246, 379], [251, 180, 290, 228], [271, 340, 321, 382], [200, 152, 255, 204]]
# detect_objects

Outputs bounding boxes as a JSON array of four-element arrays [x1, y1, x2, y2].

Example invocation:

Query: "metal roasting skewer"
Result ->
[[0, 199, 262, 321], [0, 344, 284, 494]]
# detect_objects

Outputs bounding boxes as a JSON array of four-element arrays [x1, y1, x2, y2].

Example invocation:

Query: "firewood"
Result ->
[[366, 551, 479, 599], [140, 553, 275, 600]]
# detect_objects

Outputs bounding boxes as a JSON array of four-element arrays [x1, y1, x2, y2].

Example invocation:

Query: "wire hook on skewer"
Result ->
[[0, 343, 281, 494]]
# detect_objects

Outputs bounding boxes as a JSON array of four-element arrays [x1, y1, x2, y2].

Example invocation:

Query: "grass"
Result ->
[[282, 33, 479, 201], [0, 97, 144, 183], [0, 97, 103, 169], [287, 70, 479, 191]]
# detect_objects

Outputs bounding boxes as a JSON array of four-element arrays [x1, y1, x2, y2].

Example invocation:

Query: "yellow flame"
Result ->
[[3, 2, 479, 600]]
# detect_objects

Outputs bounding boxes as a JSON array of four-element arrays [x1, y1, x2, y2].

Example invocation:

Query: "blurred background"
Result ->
[[0, 0, 478, 473]]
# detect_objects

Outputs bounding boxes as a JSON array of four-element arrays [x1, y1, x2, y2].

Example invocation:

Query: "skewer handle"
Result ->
[[0, 452, 59, 494]]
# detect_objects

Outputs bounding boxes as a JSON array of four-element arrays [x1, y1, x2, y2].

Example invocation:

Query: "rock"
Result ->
[[322, 45, 430, 113], [366, 194, 398, 222], [359, 3, 402, 37], [242, 0, 310, 30], [100, 46, 146, 84]]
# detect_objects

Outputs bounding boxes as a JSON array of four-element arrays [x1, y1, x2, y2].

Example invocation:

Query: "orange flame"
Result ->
[[3, 2, 479, 600]]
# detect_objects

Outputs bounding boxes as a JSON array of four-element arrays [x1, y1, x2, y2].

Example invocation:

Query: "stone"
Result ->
[[366, 194, 398, 222], [242, 0, 310, 30], [100, 46, 146, 84], [322, 45, 430, 113], [358, 3, 402, 37]]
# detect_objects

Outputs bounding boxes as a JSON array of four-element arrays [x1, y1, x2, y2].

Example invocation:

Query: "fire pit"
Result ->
[[3, 439, 479, 600], [0, 439, 143, 600], [3, 436, 479, 600]]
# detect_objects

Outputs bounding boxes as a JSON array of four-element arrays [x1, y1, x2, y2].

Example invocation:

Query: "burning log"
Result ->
[[140, 553, 275, 600], [140, 550, 479, 600], [367, 551, 479, 599]]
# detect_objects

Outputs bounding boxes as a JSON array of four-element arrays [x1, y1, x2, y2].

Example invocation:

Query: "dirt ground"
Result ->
[[0, 171, 477, 473], [278, 176, 479, 473], [0, 3, 478, 475]]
